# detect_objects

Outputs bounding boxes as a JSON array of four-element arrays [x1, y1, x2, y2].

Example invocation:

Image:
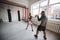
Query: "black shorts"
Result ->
[[37, 25, 46, 31]]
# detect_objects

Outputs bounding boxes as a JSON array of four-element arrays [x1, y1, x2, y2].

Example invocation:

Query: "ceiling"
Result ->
[[27, 0, 40, 5]]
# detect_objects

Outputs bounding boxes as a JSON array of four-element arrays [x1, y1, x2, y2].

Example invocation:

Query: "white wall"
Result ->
[[0, 0, 29, 22], [0, 4, 8, 22], [0, 3, 24, 22]]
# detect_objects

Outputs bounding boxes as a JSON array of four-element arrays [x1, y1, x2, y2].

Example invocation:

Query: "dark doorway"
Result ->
[[18, 10, 20, 21], [7, 9, 12, 22]]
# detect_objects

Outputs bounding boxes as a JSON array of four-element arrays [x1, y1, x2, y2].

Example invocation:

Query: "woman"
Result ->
[[26, 13, 33, 31]]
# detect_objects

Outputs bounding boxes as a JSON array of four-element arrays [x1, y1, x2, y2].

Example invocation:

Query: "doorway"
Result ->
[[18, 10, 20, 21], [7, 9, 12, 22]]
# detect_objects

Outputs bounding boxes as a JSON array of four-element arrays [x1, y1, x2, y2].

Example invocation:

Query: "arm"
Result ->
[[45, 19, 48, 28], [36, 15, 42, 21], [37, 16, 42, 21]]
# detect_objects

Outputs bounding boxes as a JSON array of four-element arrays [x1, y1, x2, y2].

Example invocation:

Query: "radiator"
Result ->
[[31, 18, 60, 33], [46, 20, 60, 33]]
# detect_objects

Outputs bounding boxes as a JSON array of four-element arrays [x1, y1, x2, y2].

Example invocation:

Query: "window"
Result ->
[[48, 4, 60, 20], [40, 0, 48, 7], [31, 2, 39, 16], [50, 0, 60, 4], [53, 4, 60, 19], [31, 2, 39, 9], [32, 8, 39, 16], [31, 0, 60, 20]]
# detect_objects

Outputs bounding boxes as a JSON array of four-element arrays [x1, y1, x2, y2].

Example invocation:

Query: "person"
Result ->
[[34, 11, 47, 40], [26, 13, 33, 31]]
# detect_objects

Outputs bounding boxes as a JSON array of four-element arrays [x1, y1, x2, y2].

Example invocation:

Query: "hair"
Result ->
[[41, 11, 45, 13], [41, 11, 45, 15], [29, 13, 31, 15]]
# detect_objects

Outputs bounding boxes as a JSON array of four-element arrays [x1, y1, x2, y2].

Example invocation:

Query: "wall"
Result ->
[[0, 3, 24, 22], [0, 0, 29, 22], [0, 4, 8, 22]]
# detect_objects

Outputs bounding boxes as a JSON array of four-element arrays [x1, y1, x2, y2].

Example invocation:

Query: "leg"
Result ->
[[36, 30, 39, 36], [34, 30, 39, 39], [43, 30, 47, 40], [26, 22, 29, 30], [31, 23, 33, 31]]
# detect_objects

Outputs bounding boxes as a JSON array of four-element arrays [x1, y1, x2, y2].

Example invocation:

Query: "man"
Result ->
[[26, 13, 33, 31], [34, 11, 47, 40]]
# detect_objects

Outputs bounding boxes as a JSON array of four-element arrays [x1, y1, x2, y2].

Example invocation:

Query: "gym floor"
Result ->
[[0, 21, 60, 40]]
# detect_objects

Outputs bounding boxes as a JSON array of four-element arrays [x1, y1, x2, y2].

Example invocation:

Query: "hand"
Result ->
[[35, 15, 38, 17]]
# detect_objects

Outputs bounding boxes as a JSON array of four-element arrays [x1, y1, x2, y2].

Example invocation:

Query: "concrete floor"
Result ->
[[0, 21, 60, 40]]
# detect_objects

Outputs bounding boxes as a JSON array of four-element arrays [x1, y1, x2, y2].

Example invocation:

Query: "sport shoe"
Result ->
[[26, 28, 27, 30], [34, 35, 38, 39], [44, 36, 47, 40], [32, 29, 33, 31]]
